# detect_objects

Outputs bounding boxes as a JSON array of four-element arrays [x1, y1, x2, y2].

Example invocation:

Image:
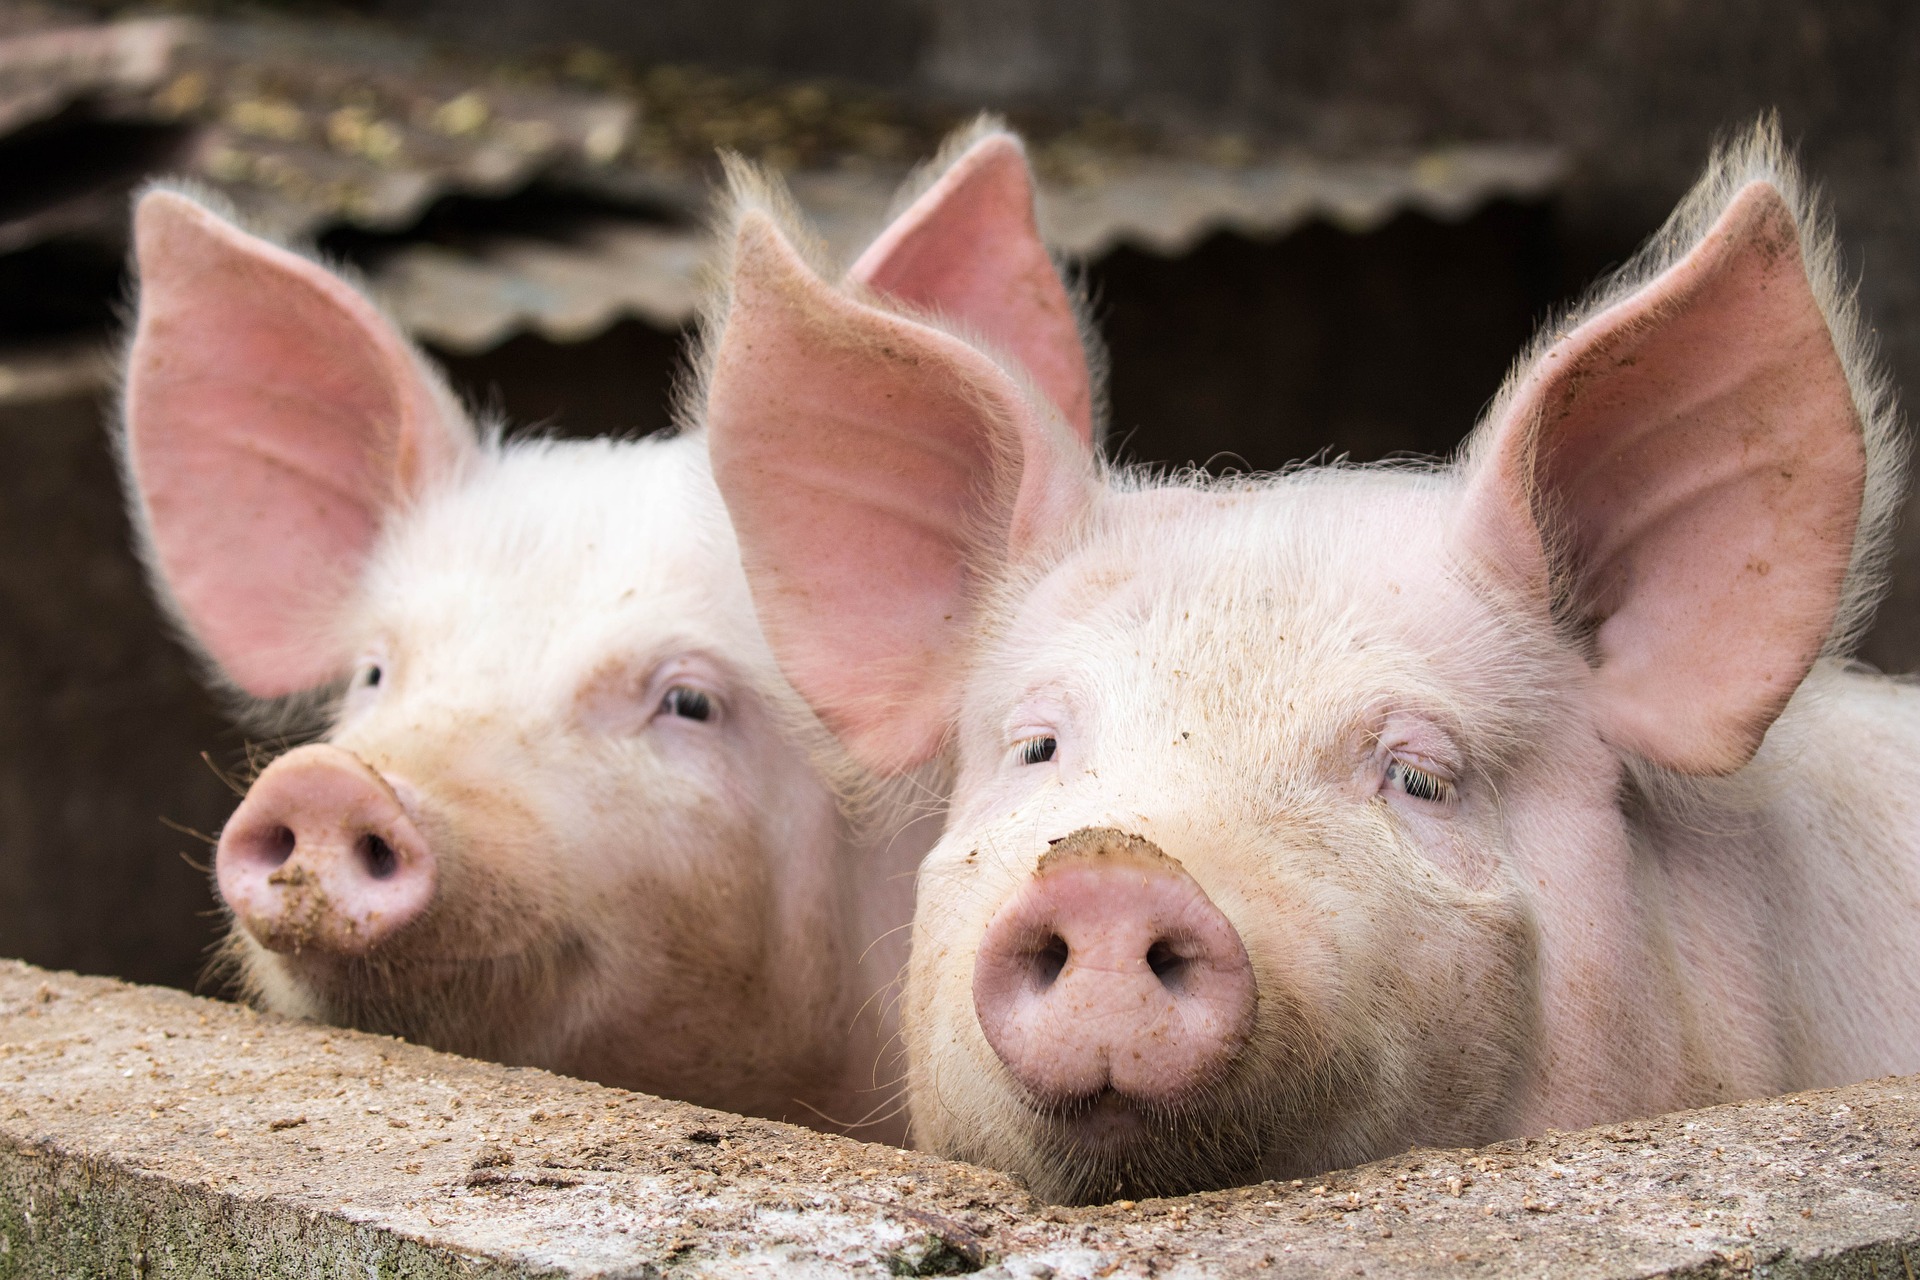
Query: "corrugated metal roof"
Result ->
[[0, 5, 1565, 360], [375, 221, 707, 350], [375, 146, 1563, 352]]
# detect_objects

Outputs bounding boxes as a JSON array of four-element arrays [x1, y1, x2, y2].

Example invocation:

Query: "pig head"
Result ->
[[120, 120, 1092, 1136], [705, 117, 1920, 1200]]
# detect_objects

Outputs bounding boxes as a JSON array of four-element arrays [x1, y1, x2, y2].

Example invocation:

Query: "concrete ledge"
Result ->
[[0, 960, 1915, 1277]]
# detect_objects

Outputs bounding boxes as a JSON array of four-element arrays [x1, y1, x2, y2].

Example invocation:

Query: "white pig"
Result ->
[[704, 118, 1920, 1199], [119, 121, 1094, 1137]]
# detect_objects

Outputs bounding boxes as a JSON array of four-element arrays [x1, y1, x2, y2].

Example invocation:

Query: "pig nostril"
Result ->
[[263, 825, 295, 867], [1146, 939, 1189, 990], [1029, 934, 1069, 989], [359, 834, 398, 880]]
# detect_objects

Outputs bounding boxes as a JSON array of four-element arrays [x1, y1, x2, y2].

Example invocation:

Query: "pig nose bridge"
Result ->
[[332, 706, 520, 789]]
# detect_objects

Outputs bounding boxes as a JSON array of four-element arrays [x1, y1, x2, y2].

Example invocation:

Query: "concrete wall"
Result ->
[[2, 958, 1918, 1277]]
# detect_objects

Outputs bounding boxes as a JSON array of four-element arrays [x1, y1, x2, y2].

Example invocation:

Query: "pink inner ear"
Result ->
[[1468, 182, 1864, 775], [849, 132, 1095, 445], [125, 191, 468, 698], [710, 212, 1084, 773]]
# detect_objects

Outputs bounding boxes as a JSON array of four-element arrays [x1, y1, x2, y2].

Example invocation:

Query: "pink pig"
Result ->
[[119, 123, 1091, 1138], [704, 119, 1920, 1200]]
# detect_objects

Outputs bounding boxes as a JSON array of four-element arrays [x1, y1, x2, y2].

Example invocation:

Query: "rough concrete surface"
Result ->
[[0, 961, 1915, 1278]]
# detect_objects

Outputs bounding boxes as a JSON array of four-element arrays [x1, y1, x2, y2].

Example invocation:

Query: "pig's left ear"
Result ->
[[1460, 178, 1870, 775], [124, 188, 475, 699], [707, 209, 1094, 773], [849, 128, 1097, 444]]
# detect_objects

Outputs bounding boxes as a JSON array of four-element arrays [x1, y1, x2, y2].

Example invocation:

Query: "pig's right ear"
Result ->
[[124, 189, 474, 699], [707, 211, 1095, 773], [1458, 169, 1872, 776], [849, 127, 1097, 445]]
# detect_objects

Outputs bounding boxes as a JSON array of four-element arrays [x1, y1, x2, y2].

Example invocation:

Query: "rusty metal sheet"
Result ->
[[0, 6, 1563, 354], [0, 12, 184, 136], [373, 220, 707, 351], [128, 19, 639, 241], [366, 146, 1564, 351], [1037, 146, 1565, 256], [0, 9, 641, 261]]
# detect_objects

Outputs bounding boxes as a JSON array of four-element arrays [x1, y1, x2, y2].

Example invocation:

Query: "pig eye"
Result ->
[[1386, 759, 1454, 805], [360, 664, 382, 689], [1018, 736, 1058, 766], [659, 686, 713, 722]]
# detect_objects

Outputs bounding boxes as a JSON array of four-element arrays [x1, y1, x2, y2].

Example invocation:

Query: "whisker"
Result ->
[[199, 751, 248, 797], [855, 919, 914, 968], [159, 815, 218, 846]]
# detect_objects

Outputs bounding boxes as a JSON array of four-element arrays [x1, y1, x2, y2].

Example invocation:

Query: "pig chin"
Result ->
[[1012, 1080, 1273, 1203], [976, 991, 1382, 1205], [226, 907, 594, 1067]]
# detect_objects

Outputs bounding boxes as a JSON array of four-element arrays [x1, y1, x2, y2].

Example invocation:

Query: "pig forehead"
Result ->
[[363, 435, 766, 663], [1029, 477, 1457, 626], [993, 474, 1489, 701]]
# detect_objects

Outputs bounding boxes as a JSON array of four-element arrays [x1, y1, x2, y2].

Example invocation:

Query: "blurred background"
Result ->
[[3, 0, 1916, 993]]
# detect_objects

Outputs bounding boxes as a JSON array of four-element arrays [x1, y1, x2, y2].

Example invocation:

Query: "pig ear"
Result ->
[[709, 210, 1093, 773], [1461, 180, 1866, 775], [124, 189, 474, 699], [849, 129, 1096, 444]]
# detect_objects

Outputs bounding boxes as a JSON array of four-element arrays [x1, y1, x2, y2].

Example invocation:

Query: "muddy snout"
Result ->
[[216, 744, 435, 955], [972, 828, 1255, 1107]]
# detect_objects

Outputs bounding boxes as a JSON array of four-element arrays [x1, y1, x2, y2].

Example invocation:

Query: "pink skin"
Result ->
[[848, 131, 1096, 444], [706, 124, 1920, 1202], [217, 745, 434, 955], [125, 190, 466, 697], [120, 126, 1088, 1134], [972, 829, 1254, 1107]]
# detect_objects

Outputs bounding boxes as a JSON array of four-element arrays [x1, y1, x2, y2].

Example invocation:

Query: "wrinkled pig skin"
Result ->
[[704, 118, 1920, 1200], [117, 121, 1090, 1141]]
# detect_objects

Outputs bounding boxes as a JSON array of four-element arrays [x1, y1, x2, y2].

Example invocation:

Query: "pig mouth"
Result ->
[[228, 921, 595, 1063], [1019, 1085, 1271, 1204]]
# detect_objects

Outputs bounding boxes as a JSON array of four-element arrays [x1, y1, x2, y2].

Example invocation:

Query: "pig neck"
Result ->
[[1515, 659, 1920, 1134], [1629, 660, 1920, 1102]]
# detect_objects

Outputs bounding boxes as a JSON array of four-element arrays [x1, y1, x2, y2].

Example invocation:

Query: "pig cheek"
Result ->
[[539, 735, 807, 1098], [394, 772, 561, 955], [1388, 799, 1507, 890], [1206, 851, 1362, 1084], [902, 833, 1042, 1153], [1285, 817, 1536, 1147]]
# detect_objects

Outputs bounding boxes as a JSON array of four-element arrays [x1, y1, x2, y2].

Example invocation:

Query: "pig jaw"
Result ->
[[218, 436, 887, 1125]]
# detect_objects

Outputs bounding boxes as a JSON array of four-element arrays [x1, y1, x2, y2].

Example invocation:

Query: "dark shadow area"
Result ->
[[1093, 200, 1566, 474], [429, 317, 689, 441], [0, 109, 197, 340], [0, 395, 236, 992], [318, 182, 691, 270]]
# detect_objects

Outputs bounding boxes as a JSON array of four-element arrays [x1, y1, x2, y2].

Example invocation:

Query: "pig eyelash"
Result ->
[[1386, 758, 1455, 805], [1017, 736, 1058, 766], [657, 685, 715, 723]]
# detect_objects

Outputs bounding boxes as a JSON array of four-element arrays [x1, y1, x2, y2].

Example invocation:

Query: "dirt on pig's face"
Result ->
[[903, 476, 1551, 1202], [223, 434, 858, 1120]]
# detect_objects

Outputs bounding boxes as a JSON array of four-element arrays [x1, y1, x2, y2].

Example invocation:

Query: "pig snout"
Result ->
[[972, 828, 1255, 1107], [216, 744, 435, 955]]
